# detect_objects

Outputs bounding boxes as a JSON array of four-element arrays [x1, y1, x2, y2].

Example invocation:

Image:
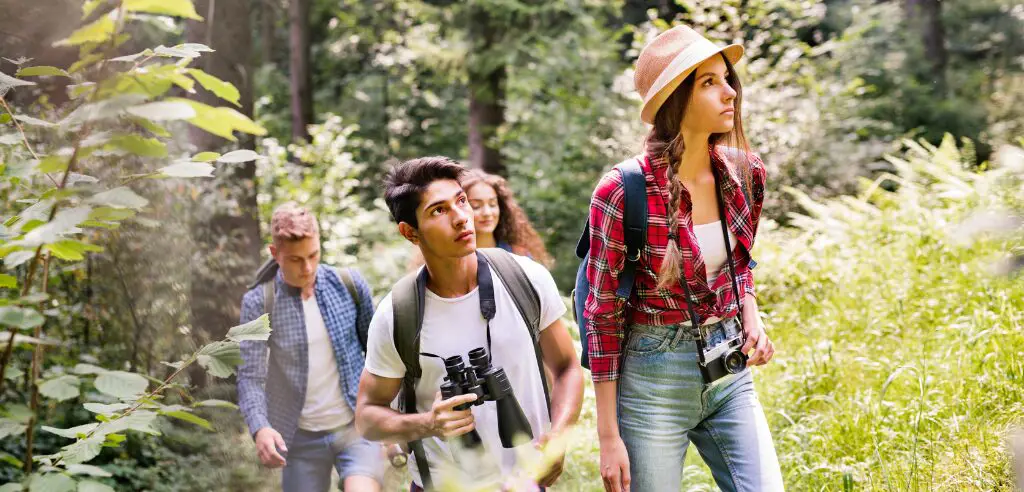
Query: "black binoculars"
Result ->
[[439, 347, 533, 449]]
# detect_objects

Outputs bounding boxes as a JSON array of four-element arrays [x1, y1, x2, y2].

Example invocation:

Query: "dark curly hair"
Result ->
[[461, 169, 554, 268]]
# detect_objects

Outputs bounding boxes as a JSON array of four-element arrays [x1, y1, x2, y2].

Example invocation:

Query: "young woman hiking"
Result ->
[[585, 25, 783, 492], [462, 169, 554, 268]]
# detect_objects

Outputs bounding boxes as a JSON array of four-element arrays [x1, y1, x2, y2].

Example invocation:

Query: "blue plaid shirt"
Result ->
[[236, 265, 373, 446]]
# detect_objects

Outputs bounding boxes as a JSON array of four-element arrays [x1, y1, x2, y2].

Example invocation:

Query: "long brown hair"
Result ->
[[648, 54, 752, 290], [461, 170, 554, 268]]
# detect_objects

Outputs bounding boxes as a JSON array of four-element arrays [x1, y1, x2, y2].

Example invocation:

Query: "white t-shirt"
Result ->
[[694, 221, 737, 325], [364, 254, 566, 488], [298, 295, 354, 431]]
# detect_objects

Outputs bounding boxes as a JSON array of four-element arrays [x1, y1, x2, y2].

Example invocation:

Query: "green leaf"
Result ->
[[104, 135, 167, 158], [14, 115, 55, 128], [0, 418, 26, 439], [167, 98, 266, 142], [193, 399, 238, 410], [65, 464, 111, 478], [103, 411, 160, 436], [1, 251, 34, 269], [5, 366, 24, 381], [82, 403, 129, 416], [103, 434, 125, 445], [72, 363, 107, 375], [15, 66, 69, 78], [59, 434, 104, 465], [77, 481, 114, 492], [216, 149, 262, 163], [54, 16, 115, 47], [0, 332, 59, 347], [226, 314, 270, 342], [29, 473, 75, 492], [0, 451, 24, 469], [196, 341, 242, 378], [161, 410, 212, 430], [191, 151, 219, 162], [186, 69, 239, 106], [47, 241, 104, 262], [0, 306, 44, 330], [88, 208, 136, 222], [37, 156, 69, 174], [88, 188, 148, 210], [0, 274, 16, 289], [0, 71, 36, 92], [41, 423, 99, 440], [82, 0, 102, 17], [158, 161, 214, 178], [94, 371, 148, 399], [39, 375, 81, 402], [125, 101, 196, 121], [62, 94, 149, 126], [15, 206, 92, 248], [124, 0, 203, 20]]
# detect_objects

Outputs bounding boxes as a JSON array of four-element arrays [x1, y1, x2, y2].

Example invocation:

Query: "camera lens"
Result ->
[[724, 350, 747, 374]]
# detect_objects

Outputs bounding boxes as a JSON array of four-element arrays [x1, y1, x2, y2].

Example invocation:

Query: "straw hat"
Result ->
[[635, 25, 744, 124]]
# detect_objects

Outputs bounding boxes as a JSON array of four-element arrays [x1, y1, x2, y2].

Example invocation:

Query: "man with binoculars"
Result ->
[[355, 156, 584, 491]]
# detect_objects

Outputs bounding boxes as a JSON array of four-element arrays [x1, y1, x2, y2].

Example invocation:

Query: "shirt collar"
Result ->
[[644, 144, 743, 193]]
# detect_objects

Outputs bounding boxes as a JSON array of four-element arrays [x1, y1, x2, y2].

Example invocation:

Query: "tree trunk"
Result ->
[[185, 0, 261, 389], [289, 0, 313, 142], [467, 6, 506, 176], [904, 0, 947, 94], [261, 0, 276, 66]]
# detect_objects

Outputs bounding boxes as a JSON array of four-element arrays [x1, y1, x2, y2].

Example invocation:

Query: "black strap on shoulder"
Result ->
[[391, 268, 431, 489], [477, 248, 550, 417], [616, 157, 648, 299], [262, 281, 274, 322]]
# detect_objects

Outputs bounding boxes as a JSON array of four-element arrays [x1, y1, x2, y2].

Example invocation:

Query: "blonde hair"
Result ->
[[270, 202, 319, 245]]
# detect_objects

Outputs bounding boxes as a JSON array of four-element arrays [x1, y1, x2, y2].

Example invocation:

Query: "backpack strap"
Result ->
[[335, 267, 367, 351], [476, 248, 550, 416], [262, 281, 275, 322], [391, 269, 432, 489], [615, 157, 648, 299]]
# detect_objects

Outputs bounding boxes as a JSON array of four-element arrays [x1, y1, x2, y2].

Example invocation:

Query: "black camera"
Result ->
[[439, 347, 534, 449], [698, 331, 748, 384]]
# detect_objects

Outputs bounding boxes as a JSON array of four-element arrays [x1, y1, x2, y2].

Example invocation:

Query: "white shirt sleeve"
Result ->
[[363, 293, 407, 379], [514, 255, 568, 332]]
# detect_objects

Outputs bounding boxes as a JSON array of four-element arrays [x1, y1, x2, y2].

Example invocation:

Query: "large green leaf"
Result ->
[[226, 314, 270, 342], [102, 411, 160, 436], [196, 341, 243, 378], [82, 403, 129, 416], [88, 188, 148, 210], [62, 94, 149, 126], [14, 115, 55, 128], [88, 208, 136, 222], [0, 306, 44, 330], [104, 135, 167, 158], [0, 274, 16, 289], [217, 149, 262, 163], [64, 464, 111, 478], [190, 151, 220, 162], [59, 435, 104, 465], [28, 473, 75, 492], [161, 410, 212, 430], [47, 240, 104, 262], [158, 161, 214, 178], [123, 0, 202, 20], [0, 71, 36, 92], [192, 399, 238, 410], [0, 483, 22, 492], [186, 69, 239, 106], [15, 206, 92, 248], [0, 451, 23, 469], [39, 375, 81, 402], [72, 363, 107, 375], [77, 481, 114, 492], [125, 101, 196, 121], [15, 66, 69, 78], [0, 418, 25, 439], [54, 16, 115, 47], [41, 423, 99, 440], [94, 371, 148, 399], [167, 98, 266, 142]]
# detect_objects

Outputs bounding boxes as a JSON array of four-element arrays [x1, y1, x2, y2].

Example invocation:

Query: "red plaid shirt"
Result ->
[[584, 146, 767, 382]]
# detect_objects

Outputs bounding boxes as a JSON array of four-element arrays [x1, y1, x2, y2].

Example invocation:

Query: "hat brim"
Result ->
[[640, 42, 744, 125]]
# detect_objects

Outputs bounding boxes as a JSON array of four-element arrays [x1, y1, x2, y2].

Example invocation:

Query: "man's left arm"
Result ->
[[536, 317, 584, 487]]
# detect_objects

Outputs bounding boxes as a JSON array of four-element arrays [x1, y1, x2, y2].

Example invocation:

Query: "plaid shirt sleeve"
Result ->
[[744, 154, 768, 299], [351, 269, 375, 356], [237, 289, 271, 437], [584, 169, 629, 383]]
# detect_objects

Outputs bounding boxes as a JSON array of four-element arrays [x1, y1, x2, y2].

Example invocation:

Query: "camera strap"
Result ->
[[675, 165, 746, 369]]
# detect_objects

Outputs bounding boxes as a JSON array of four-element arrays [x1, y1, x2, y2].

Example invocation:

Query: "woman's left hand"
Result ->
[[741, 316, 774, 366]]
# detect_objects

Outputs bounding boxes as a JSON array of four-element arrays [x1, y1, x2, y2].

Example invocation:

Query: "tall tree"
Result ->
[[904, 0, 948, 94], [185, 0, 262, 388], [289, 0, 313, 142], [466, 5, 506, 175]]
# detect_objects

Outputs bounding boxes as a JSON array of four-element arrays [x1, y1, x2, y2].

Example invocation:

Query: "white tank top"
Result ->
[[693, 220, 736, 281]]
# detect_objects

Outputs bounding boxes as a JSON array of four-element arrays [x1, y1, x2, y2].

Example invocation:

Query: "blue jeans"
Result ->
[[281, 424, 385, 492], [618, 317, 783, 492]]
